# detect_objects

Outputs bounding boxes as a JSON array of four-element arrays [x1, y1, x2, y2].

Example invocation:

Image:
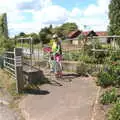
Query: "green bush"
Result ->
[[63, 51, 81, 61], [105, 64, 120, 87], [97, 71, 115, 87], [107, 101, 120, 120], [100, 88, 117, 105], [76, 62, 89, 76], [110, 50, 120, 61], [83, 43, 93, 56], [94, 50, 109, 64], [0, 36, 15, 54], [79, 54, 95, 64]]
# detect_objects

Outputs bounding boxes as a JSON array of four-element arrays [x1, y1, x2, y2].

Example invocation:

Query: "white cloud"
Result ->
[[39, 0, 52, 8], [0, 0, 111, 37], [70, 8, 82, 17], [84, 0, 110, 16], [33, 5, 69, 24]]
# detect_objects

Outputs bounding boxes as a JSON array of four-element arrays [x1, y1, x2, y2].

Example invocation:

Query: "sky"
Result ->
[[0, 0, 110, 37]]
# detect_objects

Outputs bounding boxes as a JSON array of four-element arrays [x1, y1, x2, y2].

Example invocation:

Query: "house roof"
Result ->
[[81, 31, 89, 36], [68, 30, 81, 38], [81, 31, 108, 36], [96, 31, 108, 36]]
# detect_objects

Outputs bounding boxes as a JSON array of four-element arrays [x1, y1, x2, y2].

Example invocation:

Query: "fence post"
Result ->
[[14, 48, 24, 93]]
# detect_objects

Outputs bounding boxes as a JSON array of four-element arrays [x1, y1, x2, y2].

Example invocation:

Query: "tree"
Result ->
[[108, 0, 120, 35], [39, 22, 78, 44], [0, 13, 8, 38], [39, 27, 52, 44], [30, 33, 40, 44], [61, 22, 78, 37], [53, 27, 64, 39], [53, 22, 78, 39], [19, 32, 26, 37], [0, 36, 15, 54]]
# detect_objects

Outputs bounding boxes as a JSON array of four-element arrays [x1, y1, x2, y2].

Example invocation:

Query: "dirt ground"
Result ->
[[0, 69, 24, 120]]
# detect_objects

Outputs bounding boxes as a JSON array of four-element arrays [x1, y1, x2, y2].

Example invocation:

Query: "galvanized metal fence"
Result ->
[[4, 51, 16, 79], [4, 48, 24, 93]]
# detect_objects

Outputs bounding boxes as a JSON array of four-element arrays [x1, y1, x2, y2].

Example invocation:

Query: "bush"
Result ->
[[0, 36, 15, 53], [107, 101, 120, 120], [94, 50, 109, 64], [100, 88, 117, 105], [63, 51, 81, 61], [79, 54, 95, 64], [76, 62, 89, 76], [83, 43, 93, 56], [110, 50, 120, 61], [97, 71, 115, 87], [105, 64, 120, 87]]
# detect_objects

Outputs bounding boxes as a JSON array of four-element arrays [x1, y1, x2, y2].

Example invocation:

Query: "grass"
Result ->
[[0, 69, 25, 120], [0, 69, 21, 98], [16, 43, 42, 50]]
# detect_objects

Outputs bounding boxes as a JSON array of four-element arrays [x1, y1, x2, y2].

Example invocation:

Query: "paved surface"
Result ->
[[19, 75, 98, 120]]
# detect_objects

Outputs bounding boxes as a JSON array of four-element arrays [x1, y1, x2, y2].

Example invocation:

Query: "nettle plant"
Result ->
[[107, 101, 120, 120], [97, 61, 120, 88], [100, 88, 117, 105]]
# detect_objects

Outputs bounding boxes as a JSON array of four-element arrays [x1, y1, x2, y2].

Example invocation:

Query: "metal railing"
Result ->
[[3, 48, 24, 93], [4, 51, 16, 79]]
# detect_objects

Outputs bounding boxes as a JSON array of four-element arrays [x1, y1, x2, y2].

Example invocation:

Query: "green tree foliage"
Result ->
[[53, 27, 64, 39], [39, 26, 52, 44], [15, 22, 78, 44], [15, 32, 40, 44], [61, 22, 78, 37], [19, 32, 26, 37], [108, 0, 120, 35], [30, 33, 40, 44], [0, 13, 8, 38], [53, 22, 78, 39], [0, 36, 15, 54]]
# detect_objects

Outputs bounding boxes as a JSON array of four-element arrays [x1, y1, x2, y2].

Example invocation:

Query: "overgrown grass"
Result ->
[[0, 69, 21, 98], [16, 43, 42, 49]]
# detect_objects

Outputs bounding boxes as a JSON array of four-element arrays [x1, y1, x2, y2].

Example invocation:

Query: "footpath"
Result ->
[[19, 74, 99, 120]]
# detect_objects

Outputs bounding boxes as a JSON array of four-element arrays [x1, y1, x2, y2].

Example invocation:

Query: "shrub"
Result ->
[[76, 62, 89, 76], [94, 50, 109, 64], [106, 64, 120, 87], [107, 101, 120, 120], [79, 54, 96, 64], [63, 51, 82, 61], [97, 71, 115, 87], [110, 50, 120, 61], [83, 43, 93, 56], [0, 36, 15, 53], [100, 88, 117, 105]]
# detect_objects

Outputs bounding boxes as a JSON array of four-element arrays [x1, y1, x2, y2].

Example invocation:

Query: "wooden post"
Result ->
[[14, 48, 24, 93]]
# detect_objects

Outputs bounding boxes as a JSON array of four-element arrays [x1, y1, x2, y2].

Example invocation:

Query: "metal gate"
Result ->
[[4, 48, 24, 93]]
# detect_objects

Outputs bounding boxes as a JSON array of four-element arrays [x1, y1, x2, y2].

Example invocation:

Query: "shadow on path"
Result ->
[[24, 89, 50, 95], [24, 85, 50, 95], [49, 80, 63, 87], [61, 73, 80, 82]]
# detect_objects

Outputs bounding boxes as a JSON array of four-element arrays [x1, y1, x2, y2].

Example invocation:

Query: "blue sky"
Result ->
[[0, 0, 110, 37], [53, 0, 97, 10]]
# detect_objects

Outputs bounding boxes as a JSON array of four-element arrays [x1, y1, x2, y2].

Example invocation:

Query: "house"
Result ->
[[96, 31, 108, 43], [82, 31, 108, 43], [67, 30, 81, 45], [67, 30, 81, 39], [67, 30, 108, 45]]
